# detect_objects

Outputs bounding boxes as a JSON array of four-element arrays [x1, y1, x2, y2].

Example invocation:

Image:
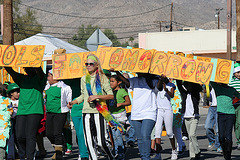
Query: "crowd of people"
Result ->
[[0, 53, 240, 160]]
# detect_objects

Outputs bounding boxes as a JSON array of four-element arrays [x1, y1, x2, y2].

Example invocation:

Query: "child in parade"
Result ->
[[0, 84, 12, 160], [153, 75, 177, 160], [170, 79, 186, 155], [108, 75, 131, 159], [44, 70, 72, 159], [211, 81, 240, 160], [176, 80, 202, 160], [68, 54, 114, 160], [110, 69, 158, 160], [6, 83, 25, 160], [204, 87, 222, 152], [5, 67, 47, 160]]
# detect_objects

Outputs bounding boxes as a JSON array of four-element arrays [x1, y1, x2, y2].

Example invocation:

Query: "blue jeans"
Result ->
[[72, 116, 89, 158], [204, 106, 220, 148], [125, 114, 136, 143], [111, 128, 124, 155], [132, 119, 155, 160]]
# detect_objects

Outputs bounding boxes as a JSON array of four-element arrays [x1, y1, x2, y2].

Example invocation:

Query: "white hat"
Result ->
[[234, 66, 240, 73]]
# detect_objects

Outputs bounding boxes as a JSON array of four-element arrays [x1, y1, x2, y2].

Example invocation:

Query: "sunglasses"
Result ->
[[85, 63, 95, 66]]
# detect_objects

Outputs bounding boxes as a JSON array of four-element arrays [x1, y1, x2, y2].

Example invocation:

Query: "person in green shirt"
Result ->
[[5, 67, 47, 160], [108, 75, 131, 159], [211, 82, 240, 160], [228, 63, 240, 150], [44, 70, 72, 159]]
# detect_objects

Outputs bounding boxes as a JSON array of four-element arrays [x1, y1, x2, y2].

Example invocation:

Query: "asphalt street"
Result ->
[[39, 103, 240, 160]]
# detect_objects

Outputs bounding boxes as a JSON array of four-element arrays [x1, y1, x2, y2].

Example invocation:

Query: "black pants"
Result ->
[[46, 112, 67, 146], [16, 114, 43, 160], [218, 113, 235, 159], [7, 118, 25, 160]]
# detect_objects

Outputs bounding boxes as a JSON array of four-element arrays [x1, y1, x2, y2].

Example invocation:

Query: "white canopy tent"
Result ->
[[15, 33, 87, 61]]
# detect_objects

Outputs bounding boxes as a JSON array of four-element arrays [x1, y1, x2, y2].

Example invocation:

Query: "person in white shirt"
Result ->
[[153, 75, 178, 160], [111, 69, 158, 160], [176, 80, 202, 160]]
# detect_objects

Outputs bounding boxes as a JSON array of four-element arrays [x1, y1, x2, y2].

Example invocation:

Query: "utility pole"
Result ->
[[215, 8, 223, 29], [236, 0, 240, 62], [3, 0, 14, 45], [227, 0, 232, 60], [170, 2, 173, 31]]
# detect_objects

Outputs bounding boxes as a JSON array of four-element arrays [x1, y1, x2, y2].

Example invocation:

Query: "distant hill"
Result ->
[[15, 0, 236, 43]]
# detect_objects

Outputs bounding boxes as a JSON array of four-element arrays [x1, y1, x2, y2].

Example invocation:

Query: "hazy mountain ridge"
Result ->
[[17, 0, 236, 42]]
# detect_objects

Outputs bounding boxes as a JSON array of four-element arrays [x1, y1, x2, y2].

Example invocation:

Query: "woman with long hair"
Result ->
[[68, 54, 114, 160]]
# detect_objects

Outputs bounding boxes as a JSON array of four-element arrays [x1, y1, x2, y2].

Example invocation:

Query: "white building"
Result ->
[[139, 29, 237, 59]]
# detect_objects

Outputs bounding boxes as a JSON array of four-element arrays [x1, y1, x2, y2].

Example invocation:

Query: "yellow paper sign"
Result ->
[[97, 45, 155, 73], [214, 58, 232, 84], [0, 45, 45, 67], [52, 51, 96, 80], [149, 51, 214, 84], [0, 61, 46, 83]]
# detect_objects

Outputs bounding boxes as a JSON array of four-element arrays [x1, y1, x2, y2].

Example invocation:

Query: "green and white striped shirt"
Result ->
[[229, 77, 240, 93]]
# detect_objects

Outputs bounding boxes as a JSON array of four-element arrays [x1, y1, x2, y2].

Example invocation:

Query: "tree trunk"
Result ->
[[236, 0, 240, 61]]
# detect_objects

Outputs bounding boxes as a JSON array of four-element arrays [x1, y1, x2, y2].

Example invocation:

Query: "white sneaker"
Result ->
[[152, 153, 162, 160], [207, 142, 215, 151], [182, 136, 188, 141], [171, 150, 178, 160]]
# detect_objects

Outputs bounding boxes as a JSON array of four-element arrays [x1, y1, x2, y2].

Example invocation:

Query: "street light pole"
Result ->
[[215, 8, 223, 29]]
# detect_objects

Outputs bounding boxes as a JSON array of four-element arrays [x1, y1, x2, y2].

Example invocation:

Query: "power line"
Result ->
[[18, 2, 171, 19], [14, 26, 157, 36], [14, 31, 140, 40], [14, 23, 157, 30]]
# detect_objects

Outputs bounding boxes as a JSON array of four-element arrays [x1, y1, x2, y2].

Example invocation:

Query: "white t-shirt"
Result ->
[[156, 82, 175, 109], [184, 94, 194, 118], [128, 77, 158, 121], [210, 88, 217, 106]]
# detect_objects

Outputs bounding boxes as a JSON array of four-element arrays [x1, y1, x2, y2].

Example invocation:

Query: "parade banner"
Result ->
[[0, 61, 47, 84], [149, 51, 214, 84], [0, 45, 45, 67], [96, 45, 155, 73], [52, 46, 234, 85], [52, 51, 96, 79], [193, 56, 234, 84]]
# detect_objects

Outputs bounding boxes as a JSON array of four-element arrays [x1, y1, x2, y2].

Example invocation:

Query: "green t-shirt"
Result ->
[[15, 74, 47, 115], [211, 82, 240, 114], [108, 88, 128, 114], [46, 86, 61, 113], [71, 101, 84, 117]]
